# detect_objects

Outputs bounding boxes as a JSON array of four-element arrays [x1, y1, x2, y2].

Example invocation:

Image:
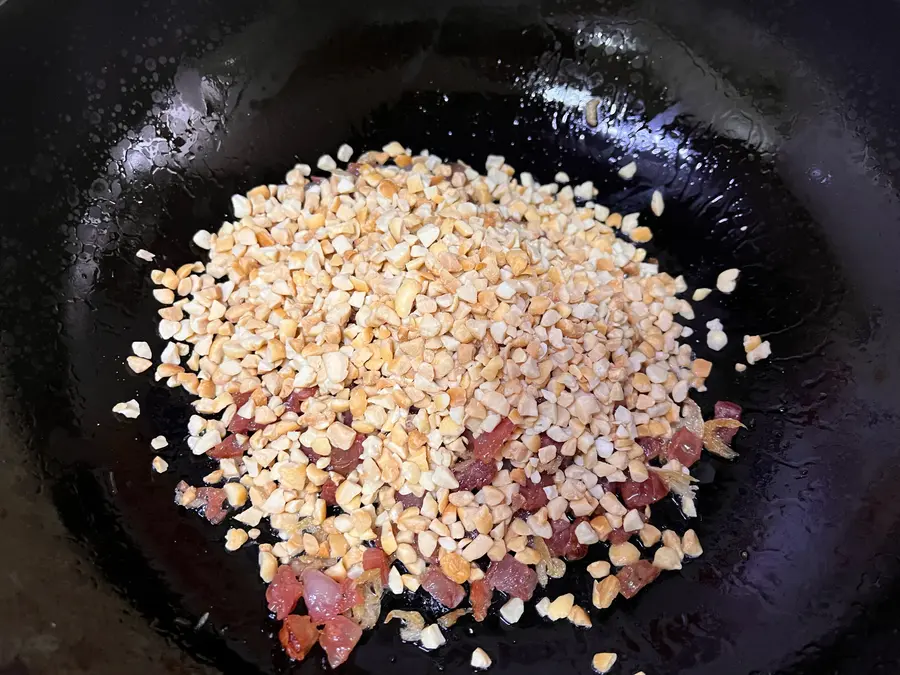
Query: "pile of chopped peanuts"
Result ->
[[117, 141, 766, 669]]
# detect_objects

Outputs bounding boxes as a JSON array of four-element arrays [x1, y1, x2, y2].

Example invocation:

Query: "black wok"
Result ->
[[1, 0, 899, 674]]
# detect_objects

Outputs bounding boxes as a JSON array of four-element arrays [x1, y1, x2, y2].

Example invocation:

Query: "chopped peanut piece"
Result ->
[[593, 576, 620, 610], [471, 647, 492, 669], [500, 597, 524, 624], [716, 268, 740, 294], [592, 653, 618, 674], [567, 604, 592, 628], [682, 529, 703, 557], [653, 546, 683, 570], [618, 161, 637, 179], [225, 528, 249, 551], [112, 399, 140, 419], [547, 593, 575, 621], [587, 560, 611, 579]]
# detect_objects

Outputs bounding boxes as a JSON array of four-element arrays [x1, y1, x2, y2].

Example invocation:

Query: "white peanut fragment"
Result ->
[[587, 560, 611, 579], [127, 356, 153, 373], [500, 597, 524, 624], [419, 624, 446, 650], [336, 144, 354, 162], [716, 268, 740, 294], [388, 566, 404, 594], [707, 329, 728, 351], [131, 341, 152, 359], [747, 340, 772, 364], [471, 647, 492, 670], [618, 161, 637, 179], [653, 546, 683, 570], [650, 190, 664, 216], [112, 399, 140, 418], [609, 542, 641, 567]]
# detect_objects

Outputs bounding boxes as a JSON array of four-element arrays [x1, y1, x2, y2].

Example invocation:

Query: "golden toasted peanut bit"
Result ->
[[592, 653, 618, 674], [682, 529, 704, 557], [567, 604, 592, 628], [547, 593, 575, 621], [592, 576, 620, 610], [440, 551, 471, 584], [629, 226, 653, 243], [225, 528, 249, 551]]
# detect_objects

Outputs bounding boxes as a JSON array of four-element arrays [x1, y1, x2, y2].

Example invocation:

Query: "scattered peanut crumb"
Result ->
[[735, 363, 747, 372], [193, 230, 211, 249], [567, 604, 592, 628], [650, 190, 664, 216], [585, 98, 600, 127], [707, 330, 728, 351], [126, 356, 152, 373], [500, 597, 524, 624], [652, 546, 683, 570], [593, 576, 620, 609], [419, 624, 446, 650], [547, 593, 575, 621], [225, 528, 249, 551], [112, 399, 140, 419], [150, 435, 168, 450], [316, 154, 337, 172], [258, 551, 277, 582], [131, 341, 152, 359], [136, 249, 155, 261], [587, 560, 611, 579], [716, 268, 740, 294], [554, 171, 570, 184], [151, 456, 168, 473], [573, 180, 596, 200], [336, 144, 354, 163], [746, 338, 772, 364], [471, 647, 492, 670], [692, 287, 712, 301], [618, 161, 637, 180], [592, 652, 618, 674], [388, 566, 403, 594], [743, 334, 762, 352], [682, 529, 703, 557]]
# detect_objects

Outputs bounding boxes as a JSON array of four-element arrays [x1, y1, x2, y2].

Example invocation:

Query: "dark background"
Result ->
[[2, 0, 900, 674]]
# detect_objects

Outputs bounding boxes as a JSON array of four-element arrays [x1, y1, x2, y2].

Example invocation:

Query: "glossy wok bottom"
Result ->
[[1, 0, 899, 674]]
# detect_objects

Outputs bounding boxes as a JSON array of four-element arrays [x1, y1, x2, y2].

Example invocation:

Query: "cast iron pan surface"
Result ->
[[2, 0, 900, 674]]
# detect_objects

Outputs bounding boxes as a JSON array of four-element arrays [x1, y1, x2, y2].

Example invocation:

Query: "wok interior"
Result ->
[[3, 1, 899, 674]]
